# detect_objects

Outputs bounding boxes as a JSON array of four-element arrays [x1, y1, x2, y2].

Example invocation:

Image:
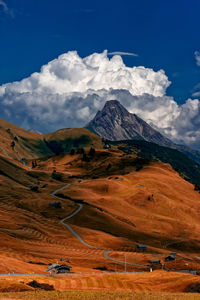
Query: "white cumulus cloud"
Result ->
[[0, 50, 200, 149], [0, 50, 170, 97]]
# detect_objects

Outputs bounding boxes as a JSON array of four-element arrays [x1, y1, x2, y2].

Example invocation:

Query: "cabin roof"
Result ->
[[137, 244, 146, 248], [46, 263, 60, 271], [151, 260, 160, 263]]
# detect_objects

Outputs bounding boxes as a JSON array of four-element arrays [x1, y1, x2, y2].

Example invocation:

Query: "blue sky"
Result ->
[[0, 0, 200, 149], [0, 0, 200, 104]]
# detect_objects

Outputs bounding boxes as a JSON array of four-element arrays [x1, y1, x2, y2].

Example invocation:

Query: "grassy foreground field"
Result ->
[[1, 290, 200, 300], [1, 271, 200, 299]]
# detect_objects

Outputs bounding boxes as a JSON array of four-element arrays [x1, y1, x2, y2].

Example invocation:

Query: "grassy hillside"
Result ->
[[0, 147, 200, 286], [0, 118, 53, 159], [37, 149, 200, 255], [1, 118, 200, 283], [0, 119, 104, 161], [0, 155, 35, 186], [110, 140, 200, 185], [44, 128, 103, 154], [0, 117, 199, 186]]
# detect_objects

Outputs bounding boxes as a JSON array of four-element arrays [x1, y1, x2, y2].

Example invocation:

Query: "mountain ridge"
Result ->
[[85, 100, 200, 165], [85, 100, 174, 147]]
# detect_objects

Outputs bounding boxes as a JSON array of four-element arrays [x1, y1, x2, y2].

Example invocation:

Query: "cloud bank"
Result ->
[[0, 50, 200, 149], [0, 50, 169, 97]]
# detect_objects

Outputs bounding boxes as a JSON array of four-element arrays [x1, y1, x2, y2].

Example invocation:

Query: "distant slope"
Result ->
[[175, 144, 200, 165], [44, 128, 103, 154], [0, 120, 103, 160], [0, 118, 53, 159], [1, 110, 200, 173], [110, 140, 200, 185]]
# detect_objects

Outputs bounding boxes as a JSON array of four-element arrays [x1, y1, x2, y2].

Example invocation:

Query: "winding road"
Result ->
[[0, 179, 148, 276], [0, 176, 196, 276], [52, 180, 148, 269]]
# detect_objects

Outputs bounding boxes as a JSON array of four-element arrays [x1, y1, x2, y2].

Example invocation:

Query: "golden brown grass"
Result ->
[[44, 127, 103, 149], [1, 117, 200, 297], [1, 290, 200, 300], [0, 118, 52, 159], [1, 146, 200, 293], [1, 271, 200, 294], [1, 152, 200, 274], [0, 118, 103, 161]]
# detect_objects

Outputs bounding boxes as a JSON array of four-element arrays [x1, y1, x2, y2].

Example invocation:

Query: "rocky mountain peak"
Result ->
[[85, 100, 174, 148], [100, 100, 130, 117]]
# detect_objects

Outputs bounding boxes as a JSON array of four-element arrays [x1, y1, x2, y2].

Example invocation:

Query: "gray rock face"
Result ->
[[85, 100, 174, 147]]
